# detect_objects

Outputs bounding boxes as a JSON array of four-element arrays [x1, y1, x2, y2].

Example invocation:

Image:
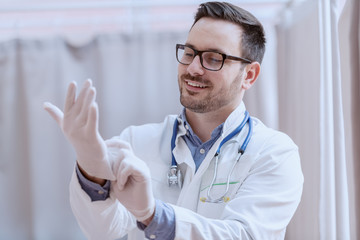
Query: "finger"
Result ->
[[78, 86, 96, 124], [43, 102, 64, 126], [64, 82, 77, 114], [117, 162, 132, 191], [72, 79, 92, 115], [87, 102, 99, 135]]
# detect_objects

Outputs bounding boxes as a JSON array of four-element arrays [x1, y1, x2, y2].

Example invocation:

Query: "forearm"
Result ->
[[77, 162, 106, 186], [141, 210, 155, 226]]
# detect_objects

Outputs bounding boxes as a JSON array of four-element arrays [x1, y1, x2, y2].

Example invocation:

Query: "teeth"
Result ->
[[187, 81, 206, 88]]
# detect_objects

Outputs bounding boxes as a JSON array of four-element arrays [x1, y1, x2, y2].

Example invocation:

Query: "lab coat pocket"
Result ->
[[197, 154, 254, 219]]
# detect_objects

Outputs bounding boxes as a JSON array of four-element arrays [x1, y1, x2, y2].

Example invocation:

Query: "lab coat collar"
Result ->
[[175, 115, 187, 138], [222, 102, 247, 137], [175, 102, 247, 142], [172, 116, 196, 172]]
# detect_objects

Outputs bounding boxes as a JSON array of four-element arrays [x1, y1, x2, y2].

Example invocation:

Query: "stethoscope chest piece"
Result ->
[[167, 165, 182, 188]]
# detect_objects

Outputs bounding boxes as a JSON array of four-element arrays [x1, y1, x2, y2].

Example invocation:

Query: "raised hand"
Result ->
[[44, 79, 116, 181]]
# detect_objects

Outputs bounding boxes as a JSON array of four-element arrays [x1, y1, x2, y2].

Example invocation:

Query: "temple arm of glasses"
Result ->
[[226, 55, 252, 64]]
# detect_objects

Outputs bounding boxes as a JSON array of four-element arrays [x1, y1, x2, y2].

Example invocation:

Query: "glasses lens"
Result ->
[[177, 45, 194, 65], [202, 52, 223, 70], [176, 45, 224, 71]]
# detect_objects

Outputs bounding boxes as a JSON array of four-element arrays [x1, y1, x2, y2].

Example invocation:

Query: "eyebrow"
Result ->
[[185, 43, 226, 54]]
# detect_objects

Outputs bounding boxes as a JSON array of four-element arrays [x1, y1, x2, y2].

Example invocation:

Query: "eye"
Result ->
[[183, 48, 195, 58], [209, 57, 222, 63], [203, 52, 223, 64]]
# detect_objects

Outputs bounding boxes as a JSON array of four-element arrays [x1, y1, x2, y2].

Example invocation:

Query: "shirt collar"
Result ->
[[179, 102, 247, 139], [180, 108, 224, 145]]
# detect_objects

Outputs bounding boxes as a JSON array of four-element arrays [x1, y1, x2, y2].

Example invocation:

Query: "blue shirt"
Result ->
[[76, 109, 223, 239], [180, 109, 223, 172]]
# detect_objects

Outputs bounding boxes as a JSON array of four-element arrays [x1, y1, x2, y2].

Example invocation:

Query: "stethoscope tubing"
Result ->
[[215, 111, 250, 156], [206, 116, 252, 203], [171, 118, 179, 167], [169, 111, 253, 203]]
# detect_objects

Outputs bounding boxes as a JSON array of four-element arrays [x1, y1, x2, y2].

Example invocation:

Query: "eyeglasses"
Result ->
[[176, 44, 252, 71]]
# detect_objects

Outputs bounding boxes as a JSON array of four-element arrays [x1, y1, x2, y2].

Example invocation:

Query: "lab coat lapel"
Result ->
[[173, 103, 247, 211]]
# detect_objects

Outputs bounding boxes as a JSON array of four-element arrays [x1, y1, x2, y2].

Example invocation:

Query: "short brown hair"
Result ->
[[192, 1, 266, 64]]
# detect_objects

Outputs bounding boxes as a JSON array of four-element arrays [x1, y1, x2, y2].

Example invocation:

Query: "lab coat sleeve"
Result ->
[[69, 168, 137, 240], [171, 132, 303, 240]]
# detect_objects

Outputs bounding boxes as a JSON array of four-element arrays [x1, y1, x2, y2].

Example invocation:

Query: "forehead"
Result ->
[[187, 17, 243, 54]]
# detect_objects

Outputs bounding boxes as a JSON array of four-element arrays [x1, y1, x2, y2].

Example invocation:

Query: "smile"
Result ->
[[185, 80, 207, 88]]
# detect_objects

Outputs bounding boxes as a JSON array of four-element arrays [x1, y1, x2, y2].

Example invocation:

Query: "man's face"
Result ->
[[178, 17, 246, 114]]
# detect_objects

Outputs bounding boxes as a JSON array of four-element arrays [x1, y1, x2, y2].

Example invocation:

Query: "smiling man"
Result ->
[[177, 16, 259, 142], [44, 2, 303, 239]]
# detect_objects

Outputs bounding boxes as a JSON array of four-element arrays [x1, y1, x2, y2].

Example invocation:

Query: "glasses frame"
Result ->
[[176, 44, 252, 71]]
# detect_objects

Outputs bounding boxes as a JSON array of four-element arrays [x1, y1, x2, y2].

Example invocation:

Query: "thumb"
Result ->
[[43, 102, 64, 126]]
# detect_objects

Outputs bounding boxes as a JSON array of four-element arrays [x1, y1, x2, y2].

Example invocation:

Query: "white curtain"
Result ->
[[0, 32, 186, 240], [277, 0, 358, 239]]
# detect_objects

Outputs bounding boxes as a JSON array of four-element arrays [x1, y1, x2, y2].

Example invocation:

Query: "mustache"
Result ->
[[180, 73, 210, 85]]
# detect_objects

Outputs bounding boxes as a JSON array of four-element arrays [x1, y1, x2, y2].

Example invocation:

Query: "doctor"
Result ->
[[44, 2, 303, 239]]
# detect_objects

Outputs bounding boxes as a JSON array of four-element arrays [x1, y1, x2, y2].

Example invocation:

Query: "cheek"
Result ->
[[177, 65, 184, 84], [178, 63, 187, 75], [221, 70, 244, 90], [229, 66, 245, 82], [214, 72, 233, 88]]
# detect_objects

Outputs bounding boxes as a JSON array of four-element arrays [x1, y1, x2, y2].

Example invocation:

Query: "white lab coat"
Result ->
[[69, 103, 304, 240]]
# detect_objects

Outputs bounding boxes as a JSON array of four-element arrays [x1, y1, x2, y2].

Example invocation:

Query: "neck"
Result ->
[[185, 106, 235, 142]]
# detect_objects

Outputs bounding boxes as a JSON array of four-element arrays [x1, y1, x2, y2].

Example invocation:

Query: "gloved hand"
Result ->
[[43, 79, 116, 181], [107, 139, 155, 222]]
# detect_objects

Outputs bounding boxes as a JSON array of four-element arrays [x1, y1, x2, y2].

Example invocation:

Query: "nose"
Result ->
[[186, 55, 205, 76]]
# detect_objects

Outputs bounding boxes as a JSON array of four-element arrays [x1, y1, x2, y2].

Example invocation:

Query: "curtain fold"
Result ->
[[337, 0, 359, 237], [277, 2, 321, 238], [353, 0, 360, 235], [277, 0, 357, 239], [318, 0, 349, 238]]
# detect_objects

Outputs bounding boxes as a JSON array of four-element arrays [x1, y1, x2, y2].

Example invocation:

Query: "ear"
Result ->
[[242, 62, 261, 90]]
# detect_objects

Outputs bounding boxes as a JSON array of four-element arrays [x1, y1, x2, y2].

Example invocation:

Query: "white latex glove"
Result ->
[[107, 139, 155, 222], [43, 79, 116, 181]]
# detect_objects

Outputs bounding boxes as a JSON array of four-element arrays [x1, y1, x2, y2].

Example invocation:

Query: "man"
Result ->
[[44, 2, 303, 239]]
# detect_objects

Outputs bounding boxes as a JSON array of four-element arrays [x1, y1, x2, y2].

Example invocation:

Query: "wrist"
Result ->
[[77, 162, 106, 186], [141, 207, 155, 226]]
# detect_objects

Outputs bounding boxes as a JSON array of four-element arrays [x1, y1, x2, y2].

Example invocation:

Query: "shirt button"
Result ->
[[199, 148, 205, 154], [98, 190, 104, 195], [149, 234, 156, 239], [185, 124, 189, 130]]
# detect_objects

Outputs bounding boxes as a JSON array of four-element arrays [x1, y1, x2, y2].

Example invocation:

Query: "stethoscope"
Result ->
[[167, 111, 253, 203]]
